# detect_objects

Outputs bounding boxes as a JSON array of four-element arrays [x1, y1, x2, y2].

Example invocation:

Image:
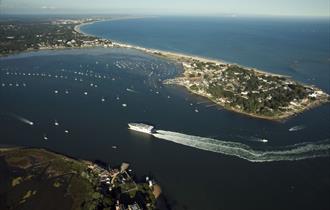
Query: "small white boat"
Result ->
[[260, 139, 268, 143]]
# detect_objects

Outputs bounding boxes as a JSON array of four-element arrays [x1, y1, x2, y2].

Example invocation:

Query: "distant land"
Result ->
[[0, 17, 112, 56], [0, 147, 169, 210], [0, 16, 329, 120]]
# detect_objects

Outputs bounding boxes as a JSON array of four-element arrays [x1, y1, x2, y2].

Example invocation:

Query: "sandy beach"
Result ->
[[74, 16, 151, 37], [73, 19, 330, 121], [74, 18, 228, 64], [75, 18, 288, 79]]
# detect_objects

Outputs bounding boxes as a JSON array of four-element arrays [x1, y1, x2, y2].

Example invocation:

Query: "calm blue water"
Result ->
[[0, 17, 329, 210], [82, 16, 330, 92]]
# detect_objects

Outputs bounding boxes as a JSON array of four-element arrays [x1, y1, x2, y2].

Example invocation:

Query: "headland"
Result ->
[[1, 16, 329, 121], [0, 147, 167, 210]]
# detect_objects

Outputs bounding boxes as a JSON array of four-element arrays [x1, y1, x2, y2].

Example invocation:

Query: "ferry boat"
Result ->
[[128, 123, 156, 134]]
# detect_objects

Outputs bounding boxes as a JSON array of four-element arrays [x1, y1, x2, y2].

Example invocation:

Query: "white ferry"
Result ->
[[128, 123, 156, 134]]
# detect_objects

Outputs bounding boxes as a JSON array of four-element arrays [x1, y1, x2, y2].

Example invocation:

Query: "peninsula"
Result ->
[[1, 16, 329, 120], [0, 147, 167, 210], [107, 43, 330, 121], [163, 59, 329, 120]]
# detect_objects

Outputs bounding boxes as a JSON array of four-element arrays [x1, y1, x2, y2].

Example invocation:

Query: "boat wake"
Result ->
[[126, 88, 138, 93], [289, 125, 306, 132], [6, 113, 34, 126], [248, 136, 269, 143], [153, 130, 330, 162]]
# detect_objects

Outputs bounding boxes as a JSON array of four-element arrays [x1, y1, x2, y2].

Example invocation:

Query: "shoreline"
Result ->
[[75, 19, 329, 121], [173, 83, 328, 122], [74, 16, 153, 37], [2, 18, 328, 122], [0, 146, 164, 209], [75, 18, 289, 78], [75, 19, 227, 63]]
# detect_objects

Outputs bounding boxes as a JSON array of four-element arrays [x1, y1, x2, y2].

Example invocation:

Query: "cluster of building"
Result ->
[[80, 39, 113, 48], [165, 58, 329, 118], [37, 37, 113, 49], [87, 162, 130, 191], [51, 18, 95, 25], [165, 60, 228, 97], [0, 18, 114, 56], [86, 162, 156, 210], [115, 201, 142, 210]]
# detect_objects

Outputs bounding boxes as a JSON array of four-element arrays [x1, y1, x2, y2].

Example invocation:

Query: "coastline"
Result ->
[[75, 19, 329, 121], [75, 19, 226, 64], [0, 146, 164, 209], [75, 18, 288, 78], [2, 16, 330, 210], [173, 83, 328, 122], [74, 16, 153, 37], [2, 18, 328, 122]]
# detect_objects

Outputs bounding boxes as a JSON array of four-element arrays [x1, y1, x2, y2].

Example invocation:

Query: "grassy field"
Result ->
[[0, 148, 111, 210]]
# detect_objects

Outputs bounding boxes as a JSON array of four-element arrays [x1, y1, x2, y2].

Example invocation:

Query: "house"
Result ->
[[128, 203, 142, 210]]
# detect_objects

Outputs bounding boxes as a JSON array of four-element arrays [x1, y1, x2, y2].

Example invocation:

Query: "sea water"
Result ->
[[1, 16, 330, 210]]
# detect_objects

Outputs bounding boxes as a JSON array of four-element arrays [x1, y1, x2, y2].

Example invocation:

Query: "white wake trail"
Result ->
[[289, 125, 306, 132], [126, 88, 138, 93], [153, 130, 330, 162], [8, 113, 34, 126]]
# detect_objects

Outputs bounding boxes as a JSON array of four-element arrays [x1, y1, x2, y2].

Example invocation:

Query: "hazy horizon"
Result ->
[[0, 0, 329, 18]]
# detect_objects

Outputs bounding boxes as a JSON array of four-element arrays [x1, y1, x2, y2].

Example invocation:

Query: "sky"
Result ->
[[0, 0, 329, 17]]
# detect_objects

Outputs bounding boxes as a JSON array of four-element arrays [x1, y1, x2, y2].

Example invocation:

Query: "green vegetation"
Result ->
[[22, 190, 34, 199], [12, 177, 23, 187], [1, 148, 102, 210], [0, 19, 112, 56], [53, 180, 62, 188], [166, 60, 329, 120], [0, 147, 160, 210], [190, 84, 199, 91], [206, 65, 315, 116]]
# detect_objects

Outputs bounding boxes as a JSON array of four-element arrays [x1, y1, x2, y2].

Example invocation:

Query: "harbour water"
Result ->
[[1, 16, 330, 210], [82, 16, 330, 92]]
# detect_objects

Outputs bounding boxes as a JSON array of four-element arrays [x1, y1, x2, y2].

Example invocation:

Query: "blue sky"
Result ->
[[1, 0, 329, 17]]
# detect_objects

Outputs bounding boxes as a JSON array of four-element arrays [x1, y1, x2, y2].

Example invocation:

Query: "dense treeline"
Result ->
[[0, 20, 98, 55], [205, 65, 312, 116]]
